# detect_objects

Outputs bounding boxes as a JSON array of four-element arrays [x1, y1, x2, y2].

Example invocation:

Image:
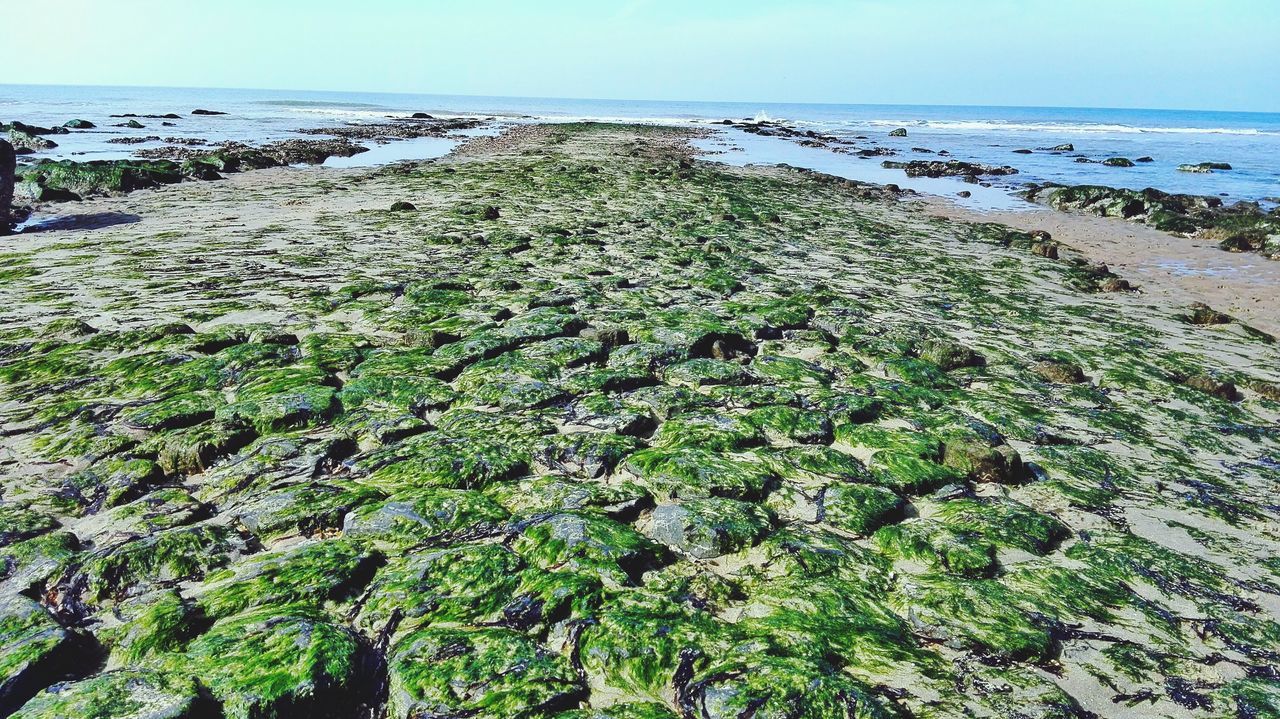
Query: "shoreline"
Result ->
[[2, 123, 1279, 719]]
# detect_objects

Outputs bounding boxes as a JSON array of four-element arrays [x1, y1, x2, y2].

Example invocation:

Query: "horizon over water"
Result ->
[[4, 83, 1278, 208]]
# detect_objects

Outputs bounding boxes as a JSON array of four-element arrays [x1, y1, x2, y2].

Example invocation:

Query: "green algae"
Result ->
[[2, 122, 1279, 719]]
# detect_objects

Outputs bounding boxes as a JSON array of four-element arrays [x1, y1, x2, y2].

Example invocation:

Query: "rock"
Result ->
[[1180, 302, 1233, 326], [115, 120, 145, 129], [6, 122, 69, 136], [156, 606, 372, 718], [19, 159, 189, 201], [411, 112, 434, 119], [1041, 143, 1074, 152], [889, 128, 908, 137], [1135, 156, 1154, 162], [1013, 149, 1033, 154], [190, 109, 227, 115], [62, 119, 95, 129], [8, 128, 56, 151], [881, 160, 1018, 178], [0, 594, 87, 716], [483, 205, 501, 220], [1179, 373, 1240, 401], [389, 201, 417, 211], [1, 140, 13, 232], [1033, 359, 1086, 384], [646, 498, 772, 558], [956, 191, 971, 198], [1102, 157, 1135, 167], [1178, 162, 1232, 173], [10, 670, 210, 719]]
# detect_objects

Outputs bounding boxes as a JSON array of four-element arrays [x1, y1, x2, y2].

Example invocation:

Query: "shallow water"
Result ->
[[692, 129, 1034, 212]]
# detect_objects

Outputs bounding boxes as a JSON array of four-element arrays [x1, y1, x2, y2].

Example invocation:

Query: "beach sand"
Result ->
[[1, 124, 1278, 719]]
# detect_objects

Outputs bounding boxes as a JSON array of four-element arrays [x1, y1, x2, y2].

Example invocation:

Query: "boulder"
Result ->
[[114, 120, 145, 129], [190, 109, 227, 115], [8, 128, 56, 151], [1102, 157, 1135, 167], [1178, 162, 1232, 173], [62, 119, 95, 129], [889, 128, 908, 137]]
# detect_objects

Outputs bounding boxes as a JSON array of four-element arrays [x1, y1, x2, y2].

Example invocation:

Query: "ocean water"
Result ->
[[3, 84, 1278, 209]]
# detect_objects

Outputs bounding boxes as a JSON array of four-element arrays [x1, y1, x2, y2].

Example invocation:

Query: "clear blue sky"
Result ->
[[5, 0, 1278, 112]]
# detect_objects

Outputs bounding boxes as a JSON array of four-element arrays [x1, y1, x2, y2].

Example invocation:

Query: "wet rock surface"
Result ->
[[1, 123, 1279, 718]]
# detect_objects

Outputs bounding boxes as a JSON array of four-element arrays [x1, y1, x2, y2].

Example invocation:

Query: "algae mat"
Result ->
[[1, 124, 1278, 719]]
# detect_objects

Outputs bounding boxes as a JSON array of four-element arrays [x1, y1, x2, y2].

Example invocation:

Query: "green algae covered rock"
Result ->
[[10, 670, 210, 719], [160, 606, 370, 719], [645, 497, 773, 558], [388, 627, 583, 718], [1, 595, 84, 717]]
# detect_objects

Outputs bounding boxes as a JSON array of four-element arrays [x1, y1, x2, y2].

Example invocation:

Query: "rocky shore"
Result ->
[[1023, 183, 1280, 259], [1, 123, 1278, 719]]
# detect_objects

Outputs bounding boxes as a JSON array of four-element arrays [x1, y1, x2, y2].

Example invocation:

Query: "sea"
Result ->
[[4, 84, 1278, 212]]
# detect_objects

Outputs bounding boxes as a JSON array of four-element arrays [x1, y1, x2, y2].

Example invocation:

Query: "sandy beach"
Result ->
[[2, 123, 1278, 719]]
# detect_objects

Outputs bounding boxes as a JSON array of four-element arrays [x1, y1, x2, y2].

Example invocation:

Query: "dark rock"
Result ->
[[483, 205, 501, 220], [410, 112, 434, 119], [62, 119, 95, 129], [1041, 143, 1074, 152], [1180, 302, 1233, 326], [1135, 156, 1154, 162], [1034, 359, 1086, 384], [191, 109, 227, 115], [888, 128, 908, 137], [8, 127, 57, 151], [6, 121, 69, 136], [390, 201, 417, 211], [1178, 162, 1232, 173], [114, 120, 146, 129], [1, 140, 13, 232], [956, 191, 971, 198], [881, 160, 1018, 178], [1102, 157, 1135, 167], [1013, 149, 1033, 154]]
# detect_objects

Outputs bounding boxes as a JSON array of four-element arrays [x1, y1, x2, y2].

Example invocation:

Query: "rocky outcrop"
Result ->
[[881, 159, 1019, 178], [889, 127, 908, 137], [299, 117, 483, 141], [1102, 157, 1135, 167], [1023, 183, 1280, 258], [190, 109, 227, 115]]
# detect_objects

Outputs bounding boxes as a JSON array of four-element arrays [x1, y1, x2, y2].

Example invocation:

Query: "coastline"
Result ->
[[3, 123, 1279, 718]]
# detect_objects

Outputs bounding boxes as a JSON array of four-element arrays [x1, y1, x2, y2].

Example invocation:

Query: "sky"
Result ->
[[4, 0, 1278, 112]]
